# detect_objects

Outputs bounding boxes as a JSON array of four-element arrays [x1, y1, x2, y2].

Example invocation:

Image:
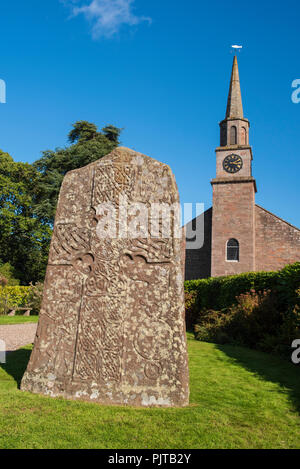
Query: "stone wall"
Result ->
[[255, 205, 300, 272], [185, 208, 212, 280]]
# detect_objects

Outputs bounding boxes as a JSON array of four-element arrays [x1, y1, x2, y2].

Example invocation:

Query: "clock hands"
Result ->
[[223, 154, 243, 173]]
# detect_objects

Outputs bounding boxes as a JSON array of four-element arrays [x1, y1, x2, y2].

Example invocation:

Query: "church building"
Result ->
[[185, 56, 300, 280]]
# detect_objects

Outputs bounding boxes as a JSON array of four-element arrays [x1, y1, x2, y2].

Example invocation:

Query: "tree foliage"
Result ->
[[0, 151, 52, 284], [33, 121, 121, 224], [68, 121, 98, 144], [0, 262, 20, 286]]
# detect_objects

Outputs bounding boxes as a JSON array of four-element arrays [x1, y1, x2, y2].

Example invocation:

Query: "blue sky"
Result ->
[[0, 0, 299, 227]]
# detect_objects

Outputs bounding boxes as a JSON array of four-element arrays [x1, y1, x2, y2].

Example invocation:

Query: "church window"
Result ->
[[241, 127, 247, 145], [230, 126, 237, 145], [227, 239, 239, 261]]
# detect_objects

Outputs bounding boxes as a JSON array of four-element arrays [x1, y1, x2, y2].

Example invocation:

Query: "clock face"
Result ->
[[223, 154, 243, 174]]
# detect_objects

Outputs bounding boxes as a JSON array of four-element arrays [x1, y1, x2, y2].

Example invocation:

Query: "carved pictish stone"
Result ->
[[21, 147, 189, 407]]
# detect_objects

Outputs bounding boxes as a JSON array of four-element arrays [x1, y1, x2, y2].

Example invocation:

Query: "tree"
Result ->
[[102, 125, 122, 143], [68, 121, 121, 144], [0, 151, 52, 284], [0, 262, 20, 286], [68, 121, 98, 144], [33, 121, 121, 225]]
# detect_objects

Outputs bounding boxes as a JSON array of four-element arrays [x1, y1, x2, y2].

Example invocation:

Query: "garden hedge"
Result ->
[[185, 263, 300, 356], [185, 262, 300, 313]]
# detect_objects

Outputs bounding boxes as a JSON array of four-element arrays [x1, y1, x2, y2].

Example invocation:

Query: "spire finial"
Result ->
[[226, 55, 244, 119]]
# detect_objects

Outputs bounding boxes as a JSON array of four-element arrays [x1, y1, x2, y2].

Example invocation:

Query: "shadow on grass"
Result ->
[[0, 348, 32, 388], [216, 343, 300, 414], [3, 340, 300, 417]]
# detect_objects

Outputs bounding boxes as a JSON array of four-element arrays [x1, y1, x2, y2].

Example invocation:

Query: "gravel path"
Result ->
[[0, 323, 37, 352]]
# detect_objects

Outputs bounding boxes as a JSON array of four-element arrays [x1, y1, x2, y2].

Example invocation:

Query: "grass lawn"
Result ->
[[0, 333, 300, 449], [0, 315, 39, 325]]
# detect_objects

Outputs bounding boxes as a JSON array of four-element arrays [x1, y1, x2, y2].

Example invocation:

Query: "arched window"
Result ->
[[241, 127, 247, 145], [220, 125, 227, 146], [230, 126, 237, 145], [227, 239, 239, 261]]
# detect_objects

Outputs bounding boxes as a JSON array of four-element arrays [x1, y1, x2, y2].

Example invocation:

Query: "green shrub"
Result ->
[[0, 286, 32, 314], [27, 282, 44, 315], [0, 276, 8, 287], [193, 290, 284, 351], [187, 263, 300, 358], [0, 283, 44, 315], [185, 262, 300, 318], [185, 290, 198, 331], [194, 308, 231, 344]]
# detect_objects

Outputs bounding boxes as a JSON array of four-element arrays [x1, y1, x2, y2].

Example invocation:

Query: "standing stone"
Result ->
[[21, 147, 189, 407]]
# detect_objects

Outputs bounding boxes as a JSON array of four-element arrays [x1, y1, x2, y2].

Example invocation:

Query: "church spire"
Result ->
[[225, 55, 244, 119], [219, 55, 249, 148]]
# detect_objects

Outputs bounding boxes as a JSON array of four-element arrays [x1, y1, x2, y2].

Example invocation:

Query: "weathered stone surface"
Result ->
[[21, 147, 189, 407]]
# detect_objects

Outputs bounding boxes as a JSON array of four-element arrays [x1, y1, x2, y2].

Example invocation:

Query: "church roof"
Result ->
[[226, 55, 244, 119]]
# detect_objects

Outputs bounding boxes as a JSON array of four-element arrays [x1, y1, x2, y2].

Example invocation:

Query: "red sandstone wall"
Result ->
[[211, 181, 255, 277], [255, 205, 300, 272]]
